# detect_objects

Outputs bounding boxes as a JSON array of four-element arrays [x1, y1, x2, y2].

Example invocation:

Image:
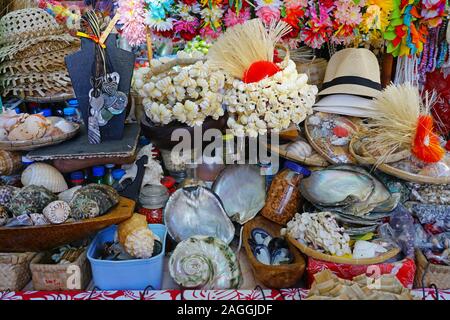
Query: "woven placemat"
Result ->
[[27, 123, 141, 161]]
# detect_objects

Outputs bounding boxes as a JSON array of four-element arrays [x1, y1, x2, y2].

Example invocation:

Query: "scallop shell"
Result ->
[[43, 200, 71, 224], [169, 236, 242, 289], [7, 185, 57, 217], [0, 205, 9, 226], [58, 186, 82, 203], [0, 150, 22, 175], [21, 163, 68, 193], [286, 140, 313, 158]]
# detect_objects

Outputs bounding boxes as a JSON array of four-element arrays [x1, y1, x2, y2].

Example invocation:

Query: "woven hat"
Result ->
[[0, 8, 79, 100], [318, 48, 381, 98], [0, 8, 79, 62], [313, 94, 379, 118]]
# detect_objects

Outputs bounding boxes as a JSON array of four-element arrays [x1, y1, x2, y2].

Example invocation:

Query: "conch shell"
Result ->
[[0, 150, 22, 175], [21, 162, 68, 193], [118, 214, 155, 259]]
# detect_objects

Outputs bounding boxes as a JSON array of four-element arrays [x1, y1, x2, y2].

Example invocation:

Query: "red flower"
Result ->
[[180, 31, 196, 41], [155, 29, 175, 38], [412, 115, 445, 163], [283, 6, 304, 28], [181, 0, 198, 5]]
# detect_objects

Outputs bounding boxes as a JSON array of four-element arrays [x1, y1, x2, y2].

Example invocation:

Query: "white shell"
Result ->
[[125, 228, 155, 259], [54, 119, 76, 133], [352, 240, 387, 259], [43, 200, 71, 224], [286, 140, 313, 158], [58, 186, 82, 202], [21, 163, 68, 193], [0, 128, 8, 141]]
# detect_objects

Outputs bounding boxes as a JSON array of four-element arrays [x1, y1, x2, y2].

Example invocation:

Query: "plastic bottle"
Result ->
[[70, 171, 85, 187], [261, 161, 311, 225], [41, 108, 52, 117], [104, 164, 115, 186], [21, 156, 34, 168], [111, 169, 126, 190], [63, 107, 77, 123], [66, 99, 82, 123], [91, 166, 106, 184]]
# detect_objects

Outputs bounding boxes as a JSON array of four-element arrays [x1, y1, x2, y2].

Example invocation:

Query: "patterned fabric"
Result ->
[[0, 288, 447, 300]]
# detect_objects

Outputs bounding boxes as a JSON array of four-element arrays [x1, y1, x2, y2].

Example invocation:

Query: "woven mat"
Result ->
[[26, 123, 141, 161]]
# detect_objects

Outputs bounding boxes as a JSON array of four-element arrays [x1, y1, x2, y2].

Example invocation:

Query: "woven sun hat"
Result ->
[[313, 94, 380, 118], [318, 48, 381, 98], [0, 8, 78, 62]]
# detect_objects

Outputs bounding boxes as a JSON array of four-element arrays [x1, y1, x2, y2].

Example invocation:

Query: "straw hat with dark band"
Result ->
[[318, 48, 381, 99]]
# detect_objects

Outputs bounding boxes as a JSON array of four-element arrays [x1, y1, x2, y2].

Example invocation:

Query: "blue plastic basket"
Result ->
[[87, 224, 167, 290]]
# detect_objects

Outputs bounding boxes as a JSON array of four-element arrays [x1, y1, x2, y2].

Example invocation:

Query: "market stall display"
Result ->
[[1, 0, 450, 301]]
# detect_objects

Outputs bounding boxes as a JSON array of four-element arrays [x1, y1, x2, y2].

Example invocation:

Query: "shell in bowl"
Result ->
[[43, 200, 71, 224], [7, 185, 57, 217], [286, 140, 313, 158], [21, 162, 68, 193], [69, 184, 120, 220]]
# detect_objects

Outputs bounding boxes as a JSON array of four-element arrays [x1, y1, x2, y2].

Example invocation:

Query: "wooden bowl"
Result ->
[[0, 123, 80, 151], [287, 235, 400, 265], [243, 216, 306, 289], [0, 197, 135, 252], [140, 115, 228, 150]]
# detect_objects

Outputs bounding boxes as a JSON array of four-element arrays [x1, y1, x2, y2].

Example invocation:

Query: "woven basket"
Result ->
[[415, 249, 450, 290], [243, 216, 306, 289], [30, 249, 91, 290], [295, 58, 328, 87], [0, 252, 36, 290], [287, 235, 400, 265], [0, 123, 80, 151], [268, 142, 329, 167]]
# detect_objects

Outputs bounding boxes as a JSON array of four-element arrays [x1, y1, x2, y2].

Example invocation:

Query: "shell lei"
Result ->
[[169, 236, 242, 290]]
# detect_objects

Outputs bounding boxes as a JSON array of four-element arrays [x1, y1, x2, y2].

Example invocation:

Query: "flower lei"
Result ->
[[117, 0, 147, 46]]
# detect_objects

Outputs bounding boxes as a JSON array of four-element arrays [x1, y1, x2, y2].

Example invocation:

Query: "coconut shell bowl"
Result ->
[[243, 216, 306, 289], [0, 197, 135, 252]]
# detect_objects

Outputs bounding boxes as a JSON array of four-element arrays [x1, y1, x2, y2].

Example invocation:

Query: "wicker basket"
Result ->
[[30, 249, 91, 290], [295, 58, 328, 87], [0, 252, 36, 290], [288, 235, 400, 265], [415, 249, 450, 290], [243, 216, 306, 289]]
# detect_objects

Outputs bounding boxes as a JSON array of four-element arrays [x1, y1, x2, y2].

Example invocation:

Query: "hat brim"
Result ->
[[318, 83, 381, 99]]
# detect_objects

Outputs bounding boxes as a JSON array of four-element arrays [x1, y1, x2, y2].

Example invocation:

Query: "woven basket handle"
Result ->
[[276, 44, 290, 69], [147, 57, 205, 78]]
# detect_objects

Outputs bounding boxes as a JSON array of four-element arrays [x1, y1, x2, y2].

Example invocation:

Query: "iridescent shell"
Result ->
[[57, 186, 82, 203], [0, 205, 9, 226], [21, 163, 68, 193], [286, 140, 313, 158], [43, 200, 71, 224], [69, 184, 119, 220], [169, 236, 242, 289], [7, 185, 57, 217], [0, 185, 19, 207]]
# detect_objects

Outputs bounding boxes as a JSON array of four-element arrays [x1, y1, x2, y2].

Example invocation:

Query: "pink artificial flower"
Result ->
[[256, 6, 281, 25], [117, 0, 147, 46], [200, 25, 223, 39], [223, 8, 251, 28], [174, 18, 200, 34], [284, 0, 307, 10]]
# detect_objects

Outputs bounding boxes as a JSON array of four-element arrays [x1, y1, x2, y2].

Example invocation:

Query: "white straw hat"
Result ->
[[319, 48, 381, 98], [313, 94, 380, 118]]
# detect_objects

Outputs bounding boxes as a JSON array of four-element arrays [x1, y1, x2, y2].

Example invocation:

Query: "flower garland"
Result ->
[[117, 0, 148, 46]]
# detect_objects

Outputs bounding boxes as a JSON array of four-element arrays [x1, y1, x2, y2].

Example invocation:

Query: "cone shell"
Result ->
[[43, 200, 70, 224], [0, 150, 22, 175], [118, 214, 154, 259], [21, 162, 68, 193], [118, 213, 148, 245]]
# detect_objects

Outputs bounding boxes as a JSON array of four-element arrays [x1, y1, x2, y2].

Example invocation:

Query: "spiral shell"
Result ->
[[7, 185, 57, 217], [118, 214, 155, 259], [69, 184, 119, 220], [43, 200, 71, 224], [58, 186, 82, 203], [21, 163, 68, 193], [286, 140, 313, 158], [169, 236, 242, 290], [0, 150, 22, 175]]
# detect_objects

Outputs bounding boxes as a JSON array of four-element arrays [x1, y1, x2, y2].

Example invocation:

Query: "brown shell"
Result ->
[[0, 150, 21, 175]]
